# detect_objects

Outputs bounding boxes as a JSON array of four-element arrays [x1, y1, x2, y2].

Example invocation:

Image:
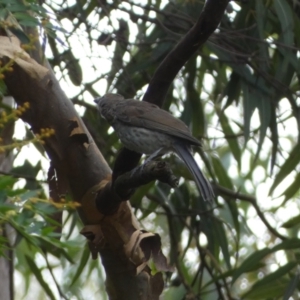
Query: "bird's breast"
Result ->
[[113, 122, 173, 154]]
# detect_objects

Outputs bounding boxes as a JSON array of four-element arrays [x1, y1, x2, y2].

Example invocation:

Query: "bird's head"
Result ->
[[94, 93, 124, 122]]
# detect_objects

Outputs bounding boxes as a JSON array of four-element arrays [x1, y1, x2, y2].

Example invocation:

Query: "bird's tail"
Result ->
[[173, 142, 214, 202]]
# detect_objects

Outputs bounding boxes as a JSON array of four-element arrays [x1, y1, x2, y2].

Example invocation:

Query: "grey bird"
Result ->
[[94, 93, 214, 201]]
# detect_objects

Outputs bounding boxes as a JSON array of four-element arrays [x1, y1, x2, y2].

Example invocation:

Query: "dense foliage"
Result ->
[[1, 0, 300, 299]]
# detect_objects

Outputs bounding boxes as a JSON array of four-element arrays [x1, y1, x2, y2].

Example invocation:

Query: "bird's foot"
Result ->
[[130, 159, 152, 177]]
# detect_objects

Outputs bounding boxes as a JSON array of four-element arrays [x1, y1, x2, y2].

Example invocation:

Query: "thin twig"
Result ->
[[45, 254, 68, 300]]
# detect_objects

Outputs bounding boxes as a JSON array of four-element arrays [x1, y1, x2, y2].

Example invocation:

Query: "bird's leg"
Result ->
[[143, 148, 165, 165], [130, 148, 165, 178]]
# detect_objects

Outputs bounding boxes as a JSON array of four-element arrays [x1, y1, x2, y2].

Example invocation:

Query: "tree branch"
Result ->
[[143, 0, 230, 105], [113, 0, 230, 179]]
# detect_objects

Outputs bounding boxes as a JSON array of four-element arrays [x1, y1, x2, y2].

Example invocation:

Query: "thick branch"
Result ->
[[97, 161, 178, 215], [114, 160, 178, 197], [143, 0, 230, 105]]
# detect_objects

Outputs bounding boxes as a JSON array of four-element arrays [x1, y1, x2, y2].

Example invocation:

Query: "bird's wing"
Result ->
[[114, 99, 201, 146]]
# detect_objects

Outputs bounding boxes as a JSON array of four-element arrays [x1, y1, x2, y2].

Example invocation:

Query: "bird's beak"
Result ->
[[94, 98, 99, 104]]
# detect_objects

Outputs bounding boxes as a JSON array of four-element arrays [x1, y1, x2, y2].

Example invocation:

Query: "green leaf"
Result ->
[[255, 95, 271, 162], [224, 72, 240, 108], [0, 0, 19, 4], [248, 262, 295, 289], [269, 143, 300, 195], [6, 187, 27, 197], [241, 82, 257, 142], [233, 239, 300, 283], [225, 199, 240, 244], [232, 248, 272, 283], [213, 219, 231, 269], [35, 236, 74, 263], [211, 156, 233, 190], [14, 12, 39, 27], [0, 7, 8, 20], [277, 47, 300, 75], [0, 203, 15, 213], [185, 57, 205, 138], [281, 214, 300, 228], [274, 0, 294, 46], [8, 26, 30, 43], [272, 238, 300, 251], [70, 245, 90, 287], [255, 0, 270, 72], [17, 189, 40, 200], [5, 3, 27, 12], [9, 219, 38, 247], [24, 255, 56, 300], [0, 175, 17, 190], [269, 107, 279, 174], [242, 278, 290, 299], [281, 171, 300, 201], [242, 262, 297, 298], [283, 274, 299, 300], [218, 109, 241, 169]]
